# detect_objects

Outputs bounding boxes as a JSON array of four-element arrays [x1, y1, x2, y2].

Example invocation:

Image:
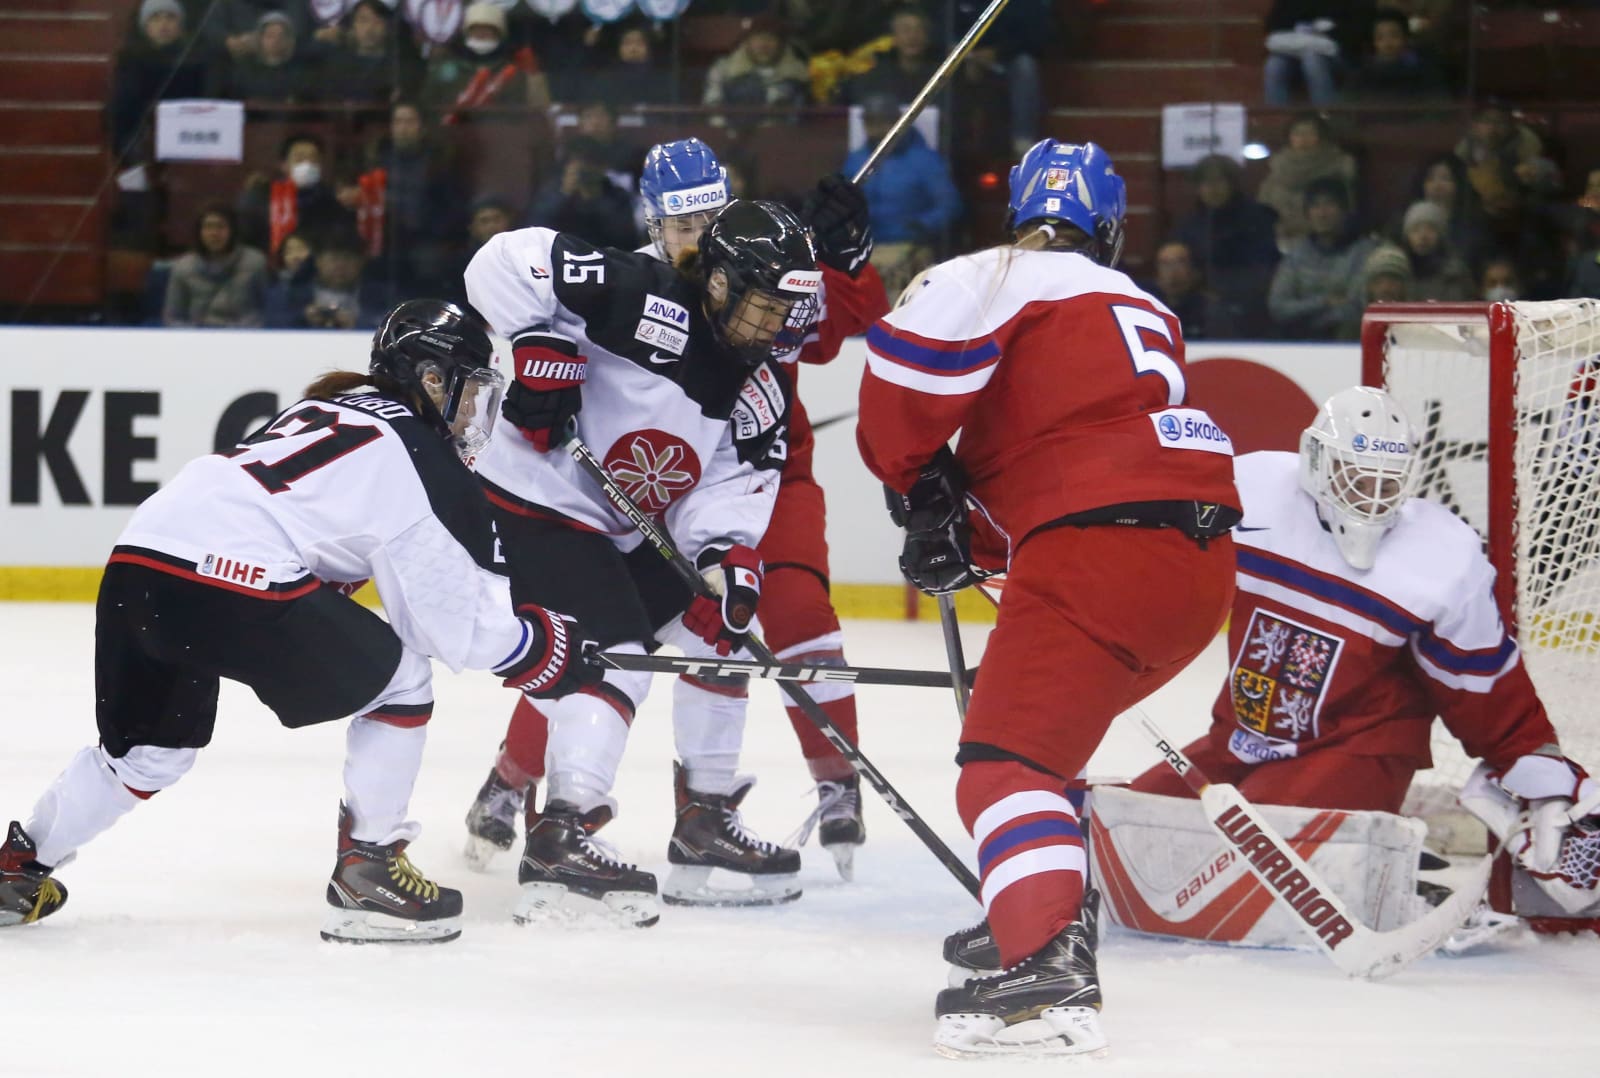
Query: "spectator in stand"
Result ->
[[1395, 153, 1491, 275], [1175, 154, 1281, 338], [109, 0, 209, 158], [1268, 177, 1379, 340], [842, 94, 961, 296], [836, 6, 938, 106], [237, 132, 357, 255], [1263, 0, 1376, 106], [447, 194, 516, 306], [265, 229, 387, 329], [1340, 8, 1447, 102], [1550, 168, 1600, 262], [192, 0, 309, 64], [526, 142, 639, 250], [1396, 200, 1475, 302], [356, 101, 465, 295], [1358, 242, 1412, 313], [594, 22, 674, 107], [161, 203, 269, 327], [1453, 102, 1553, 225], [788, 1, 906, 55], [211, 11, 315, 102], [1255, 112, 1358, 245], [1567, 246, 1600, 300], [953, 0, 1053, 156], [567, 101, 642, 190], [1480, 255, 1524, 303], [1143, 240, 1240, 341], [272, 229, 314, 288], [312, 0, 420, 104], [423, 3, 550, 121], [702, 17, 811, 118]]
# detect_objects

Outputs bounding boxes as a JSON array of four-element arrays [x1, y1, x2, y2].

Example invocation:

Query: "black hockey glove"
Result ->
[[802, 174, 874, 277], [505, 331, 585, 452], [682, 541, 764, 656], [496, 606, 605, 699], [886, 446, 978, 596]]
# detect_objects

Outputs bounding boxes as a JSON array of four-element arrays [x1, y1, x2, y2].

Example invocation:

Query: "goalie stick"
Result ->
[[1135, 711, 1492, 980], [566, 435, 983, 901], [594, 650, 954, 688]]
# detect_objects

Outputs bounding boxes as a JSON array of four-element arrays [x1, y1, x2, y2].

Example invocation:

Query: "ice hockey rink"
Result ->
[[4, 603, 1598, 1078]]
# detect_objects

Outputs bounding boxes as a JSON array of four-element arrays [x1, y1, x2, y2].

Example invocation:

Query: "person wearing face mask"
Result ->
[[237, 132, 358, 256], [1481, 255, 1523, 304], [423, 2, 550, 123]]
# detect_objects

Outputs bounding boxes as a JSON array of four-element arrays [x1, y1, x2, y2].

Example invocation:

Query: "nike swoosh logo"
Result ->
[[1236, 526, 1270, 532], [647, 352, 678, 365]]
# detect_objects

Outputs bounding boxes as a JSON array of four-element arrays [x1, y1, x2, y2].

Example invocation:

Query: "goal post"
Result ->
[[1363, 299, 1600, 927]]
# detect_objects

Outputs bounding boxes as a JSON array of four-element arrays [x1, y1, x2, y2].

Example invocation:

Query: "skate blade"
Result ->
[[462, 834, 508, 873], [514, 882, 660, 928], [661, 865, 802, 908], [934, 1007, 1108, 1059], [824, 841, 856, 882], [320, 908, 462, 945]]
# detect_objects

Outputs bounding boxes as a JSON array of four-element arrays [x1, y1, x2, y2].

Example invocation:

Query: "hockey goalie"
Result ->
[[1094, 387, 1600, 951]]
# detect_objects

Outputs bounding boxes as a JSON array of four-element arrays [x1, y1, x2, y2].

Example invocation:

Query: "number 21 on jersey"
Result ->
[[1110, 303, 1184, 406]]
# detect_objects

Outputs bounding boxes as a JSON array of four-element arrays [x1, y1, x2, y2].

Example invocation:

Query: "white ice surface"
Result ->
[[3, 605, 1598, 1077]]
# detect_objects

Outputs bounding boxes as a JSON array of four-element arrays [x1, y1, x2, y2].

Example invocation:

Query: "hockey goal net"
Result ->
[[1363, 300, 1600, 912]]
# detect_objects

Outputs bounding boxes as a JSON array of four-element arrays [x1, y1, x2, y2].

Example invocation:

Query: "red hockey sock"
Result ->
[[786, 694, 859, 781], [956, 760, 1086, 967], [496, 695, 548, 790]]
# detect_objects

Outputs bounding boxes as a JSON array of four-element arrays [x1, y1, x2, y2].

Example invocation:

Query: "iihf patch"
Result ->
[[1044, 167, 1069, 191], [1229, 610, 1344, 742]]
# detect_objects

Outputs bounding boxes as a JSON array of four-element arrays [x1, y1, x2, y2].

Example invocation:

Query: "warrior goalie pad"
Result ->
[[1089, 786, 1429, 949]]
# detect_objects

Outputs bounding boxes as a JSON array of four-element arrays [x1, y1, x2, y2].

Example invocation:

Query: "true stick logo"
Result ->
[[673, 659, 860, 683], [1214, 804, 1355, 949]]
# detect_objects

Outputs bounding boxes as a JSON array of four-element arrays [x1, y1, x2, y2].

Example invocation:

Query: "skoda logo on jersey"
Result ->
[[1158, 414, 1182, 441], [603, 429, 702, 515]]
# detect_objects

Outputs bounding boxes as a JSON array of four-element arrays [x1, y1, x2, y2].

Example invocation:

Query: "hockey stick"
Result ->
[[566, 435, 983, 900], [1135, 711, 1492, 980], [850, 0, 1013, 184], [936, 594, 971, 719], [594, 649, 954, 689]]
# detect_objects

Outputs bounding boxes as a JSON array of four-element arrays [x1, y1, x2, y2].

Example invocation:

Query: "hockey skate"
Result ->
[[942, 918, 1003, 985], [321, 804, 463, 944], [789, 775, 867, 881], [515, 800, 660, 927], [933, 890, 1107, 1059], [663, 762, 801, 907], [0, 821, 67, 927], [463, 768, 528, 872]]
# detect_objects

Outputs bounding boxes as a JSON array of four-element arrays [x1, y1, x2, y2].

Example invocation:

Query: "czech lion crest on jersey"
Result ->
[[1230, 611, 1344, 746], [603, 429, 702, 515]]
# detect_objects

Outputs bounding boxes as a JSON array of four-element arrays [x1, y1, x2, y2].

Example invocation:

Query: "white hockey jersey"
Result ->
[[1209, 451, 1556, 770], [113, 393, 527, 674], [466, 227, 787, 559]]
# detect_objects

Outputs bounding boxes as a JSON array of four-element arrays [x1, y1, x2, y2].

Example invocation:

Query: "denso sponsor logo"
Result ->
[[778, 270, 822, 293], [662, 182, 727, 213], [1350, 433, 1408, 454], [643, 294, 689, 327]]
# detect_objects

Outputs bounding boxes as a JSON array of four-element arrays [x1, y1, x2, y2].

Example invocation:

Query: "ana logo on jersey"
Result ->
[[603, 429, 702, 515], [643, 294, 689, 328], [1350, 433, 1409, 454]]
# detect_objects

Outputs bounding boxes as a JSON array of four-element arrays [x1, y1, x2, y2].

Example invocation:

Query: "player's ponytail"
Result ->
[[303, 369, 413, 404]]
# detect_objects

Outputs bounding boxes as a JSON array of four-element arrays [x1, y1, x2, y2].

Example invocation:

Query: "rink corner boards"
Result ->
[[0, 569, 1001, 623]]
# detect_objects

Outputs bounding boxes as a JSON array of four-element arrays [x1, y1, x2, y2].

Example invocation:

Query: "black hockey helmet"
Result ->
[[370, 299, 505, 460], [698, 199, 822, 365]]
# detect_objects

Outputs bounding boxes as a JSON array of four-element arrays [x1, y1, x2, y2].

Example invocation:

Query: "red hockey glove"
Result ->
[[495, 605, 604, 699], [505, 331, 585, 451], [885, 446, 977, 596], [682, 542, 763, 656]]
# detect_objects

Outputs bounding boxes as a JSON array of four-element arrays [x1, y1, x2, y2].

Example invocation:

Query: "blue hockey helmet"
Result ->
[[641, 137, 730, 260], [1006, 139, 1127, 267]]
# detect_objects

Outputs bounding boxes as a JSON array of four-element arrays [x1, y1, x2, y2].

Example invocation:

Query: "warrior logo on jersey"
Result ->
[[604, 429, 702, 515], [1230, 610, 1344, 742]]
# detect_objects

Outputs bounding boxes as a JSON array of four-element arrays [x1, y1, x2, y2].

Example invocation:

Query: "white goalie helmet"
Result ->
[[1299, 386, 1421, 570]]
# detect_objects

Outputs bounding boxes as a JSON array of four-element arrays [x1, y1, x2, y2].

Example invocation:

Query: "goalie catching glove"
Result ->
[[886, 445, 978, 596], [494, 606, 604, 699], [1460, 751, 1600, 915], [801, 174, 873, 277], [505, 330, 585, 452], [683, 541, 763, 656]]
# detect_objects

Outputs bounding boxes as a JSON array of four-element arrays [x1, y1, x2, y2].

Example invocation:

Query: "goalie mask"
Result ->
[[1299, 386, 1421, 570], [371, 299, 505, 463], [699, 199, 821, 366], [641, 137, 728, 262]]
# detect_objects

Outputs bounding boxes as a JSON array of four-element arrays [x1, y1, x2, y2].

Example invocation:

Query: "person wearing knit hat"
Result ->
[[463, 3, 508, 45], [422, 0, 550, 117], [1399, 198, 1475, 302], [111, 0, 207, 157], [139, 0, 185, 40], [1362, 243, 1412, 301]]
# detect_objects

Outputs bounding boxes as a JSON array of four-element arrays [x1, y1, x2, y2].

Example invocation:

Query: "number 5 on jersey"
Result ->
[[1111, 304, 1184, 406]]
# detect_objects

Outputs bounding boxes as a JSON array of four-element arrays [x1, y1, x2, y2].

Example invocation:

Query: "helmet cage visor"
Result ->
[[422, 360, 504, 461], [1308, 431, 1419, 527], [647, 208, 717, 262], [716, 286, 819, 364]]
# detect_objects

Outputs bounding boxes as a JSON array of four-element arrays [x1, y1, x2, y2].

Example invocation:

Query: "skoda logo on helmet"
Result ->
[[665, 194, 683, 211], [1351, 433, 1367, 451], [1351, 432, 1410, 455], [1158, 414, 1181, 441]]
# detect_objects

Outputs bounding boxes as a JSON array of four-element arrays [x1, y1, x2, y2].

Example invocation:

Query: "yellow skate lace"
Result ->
[[387, 852, 440, 901], [25, 879, 62, 923]]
